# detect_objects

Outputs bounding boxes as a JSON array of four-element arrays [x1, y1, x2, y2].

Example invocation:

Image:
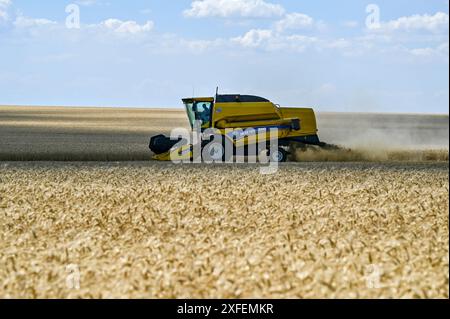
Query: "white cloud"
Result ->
[[231, 28, 430, 58], [2, 2, 59, 29], [230, 10, 326, 52], [410, 42, 449, 59], [274, 12, 314, 32], [183, 0, 285, 18], [0, 0, 11, 22], [0, 0, 11, 8], [100, 19, 154, 34], [232, 29, 272, 47], [3, 2, 448, 64], [284, 34, 318, 52], [0, 0, 11, 9], [14, 15, 57, 28], [10, 13, 154, 36], [410, 47, 437, 56], [374, 12, 449, 33], [232, 28, 317, 52]]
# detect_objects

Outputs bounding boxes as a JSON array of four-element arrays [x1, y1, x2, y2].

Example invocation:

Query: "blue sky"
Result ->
[[0, 0, 448, 113]]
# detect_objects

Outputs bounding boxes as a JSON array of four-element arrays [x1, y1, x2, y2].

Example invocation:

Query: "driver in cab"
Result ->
[[193, 103, 211, 127]]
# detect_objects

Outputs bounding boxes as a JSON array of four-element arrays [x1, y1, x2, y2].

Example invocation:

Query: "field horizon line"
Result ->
[[0, 105, 449, 117]]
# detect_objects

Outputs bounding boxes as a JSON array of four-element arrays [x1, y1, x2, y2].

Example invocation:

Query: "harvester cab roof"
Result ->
[[215, 95, 270, 103], [182, 94, 269, 104]]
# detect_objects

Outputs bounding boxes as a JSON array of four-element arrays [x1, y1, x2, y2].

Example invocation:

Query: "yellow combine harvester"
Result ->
[[149, 93, 330, 162]]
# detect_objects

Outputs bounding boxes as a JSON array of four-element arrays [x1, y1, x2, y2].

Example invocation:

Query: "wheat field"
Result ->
[[0, 162, 448, 299], [0, 106, 448, 299]]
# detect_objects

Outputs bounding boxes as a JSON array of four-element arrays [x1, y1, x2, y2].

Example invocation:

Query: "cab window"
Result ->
[[193, 102, 212, 128]]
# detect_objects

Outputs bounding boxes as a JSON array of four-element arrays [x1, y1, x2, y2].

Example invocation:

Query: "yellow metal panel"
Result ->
[[279, 107, 318, 136], [213, 102, 281, 127], [152, 144, 192, 161], [211, 101, 318, 137]]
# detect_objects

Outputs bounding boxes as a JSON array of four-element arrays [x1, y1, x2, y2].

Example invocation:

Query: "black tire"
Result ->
[[269, 147, 288, 163]]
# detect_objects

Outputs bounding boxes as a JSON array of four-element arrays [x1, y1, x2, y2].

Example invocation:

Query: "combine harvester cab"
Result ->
[[149, 93, 327, 162]]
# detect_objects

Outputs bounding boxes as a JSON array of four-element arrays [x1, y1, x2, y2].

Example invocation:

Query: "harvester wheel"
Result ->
[[202, 142, 224, 163], [269, 148, 288, 163]]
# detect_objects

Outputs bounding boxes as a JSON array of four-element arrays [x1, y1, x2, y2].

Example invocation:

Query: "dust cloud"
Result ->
[[293, 112, 449, 162]]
